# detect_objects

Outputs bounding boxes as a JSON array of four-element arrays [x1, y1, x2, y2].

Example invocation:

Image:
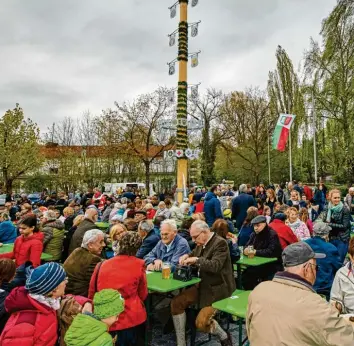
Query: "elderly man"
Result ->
[[247, 242, 354, 345], [64, 229, 104, 296], [231, 183, 256, 230], [305, 221, 342, 299], [69, 208, 98, 254], [172, 220, 235, 346], [344, 187, 354, 213], [134, 210, 147, 223], [144, 219, 190, 272], [136, 220, 160, 259], [242, 215, 282, 290]]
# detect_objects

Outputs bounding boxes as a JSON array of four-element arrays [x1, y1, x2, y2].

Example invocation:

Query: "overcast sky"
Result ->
[[0, 0, 337, 131]]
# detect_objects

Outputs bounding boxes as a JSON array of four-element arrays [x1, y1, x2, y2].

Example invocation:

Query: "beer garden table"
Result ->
[[0, 243, 53, 261], [145, 271, 201, 345]]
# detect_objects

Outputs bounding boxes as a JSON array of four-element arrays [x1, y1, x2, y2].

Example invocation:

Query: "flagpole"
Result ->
[[288, 100, 292, 182], [312, 92, 318, 185], [267, 123, 271, 184]]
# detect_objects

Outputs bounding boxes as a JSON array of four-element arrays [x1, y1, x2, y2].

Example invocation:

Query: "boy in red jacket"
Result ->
[[269, 213, 298, 250]]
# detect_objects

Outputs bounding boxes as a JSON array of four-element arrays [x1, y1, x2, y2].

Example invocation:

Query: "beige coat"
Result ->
[[246, 272, 354, 346]]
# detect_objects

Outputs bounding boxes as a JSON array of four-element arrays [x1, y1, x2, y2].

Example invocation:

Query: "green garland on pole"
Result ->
[[176, 83, 188, 149], [177, 21, 188, 62], [179, 0, 189, 4]]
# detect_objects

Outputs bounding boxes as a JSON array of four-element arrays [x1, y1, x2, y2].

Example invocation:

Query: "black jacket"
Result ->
[[0, 289, 10, 333], [136, 231, 160, 259], [319, 206, 351, 242]]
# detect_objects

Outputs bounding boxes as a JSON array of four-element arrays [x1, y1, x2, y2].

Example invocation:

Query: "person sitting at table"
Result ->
[[286, 207, 311, 241], [331, 237, 354, 314], [89, 231, 147, 346], [305, 221, 342, 299], [136, 220, 160, 259], [0, 215, 43, 268], [64, 229, 104, 297], [242, 215, 282, 290], [237, 206, 258, 246], [109, 223, 127, 255], [144, 219, 190, 273], [269, 213, 298, 250], [134, 210, 147, 224], [172, 220, 235, 346], [0, 212, 17, 244], [247, 242, 354, 346], [69, 208, 98, 255]]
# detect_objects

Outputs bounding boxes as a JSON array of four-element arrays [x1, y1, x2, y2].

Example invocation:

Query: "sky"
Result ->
[[0, 0, 337, 131]]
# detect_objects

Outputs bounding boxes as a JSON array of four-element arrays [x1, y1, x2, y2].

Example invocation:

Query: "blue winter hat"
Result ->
[[25, 262, 66, 295]]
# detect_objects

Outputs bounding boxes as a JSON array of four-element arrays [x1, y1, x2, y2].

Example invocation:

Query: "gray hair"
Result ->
[[239, 184, 247, 193], [349, 187, 354, 192], [139, 220, 154, 232], [161, 219, 178, 232], [81, 229, 104, 249], [114, 202, 122, 209], [43, 210, 57, 221], [192, 220, 210, 233]]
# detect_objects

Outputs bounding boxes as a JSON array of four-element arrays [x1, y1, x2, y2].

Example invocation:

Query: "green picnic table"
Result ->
[[0, 243, 53, 261], [234, 256, 278, 288], [212, 290, 251, 346], [95, 222, 110, 231], [145, 271, 201, 345]]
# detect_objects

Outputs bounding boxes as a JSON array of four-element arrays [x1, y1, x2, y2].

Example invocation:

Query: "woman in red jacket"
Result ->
[[89, 231, 148, 346], [0, 215, 43, 268]]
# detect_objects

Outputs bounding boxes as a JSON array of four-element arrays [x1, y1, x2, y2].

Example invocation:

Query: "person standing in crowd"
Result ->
[[144, 219, 190, 273], [284, 182, 293, 204], [305, 221, 342, 299], [0, 212, 17, 244], [237, 206, 258, 247], [173, 221, 235, 346], [307, 199, 319, 222], [69, 208, 98, 255], [246, 242, 354, 346], [136, 220, 160, 259], [242, 216, 282, 290], [203, 185, 223, 227], [299, 207, 314, 235], [269, 213, 298, 250], [65, 289, 125, 346], [89, 231, 147, 346], [256, 184, 267, 202], [314, 183, 326, 213], [265, 188, 276, 215], [344, 187, 354, 214], [0, 259, 16, 332], [287, 190, 306, 210], [287, 207, 311, 241], [303, 184, 314, 201], [331, 237, 354, 315], [276, 183, 286, 204], [40, 210, 65, 262], [231, 184, 256, 230], [0, 215, 43, 268], [64, 230, 104, 297], [320, 188, 351, 262]]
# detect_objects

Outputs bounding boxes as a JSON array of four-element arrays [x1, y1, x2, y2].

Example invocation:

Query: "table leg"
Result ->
[[236, 264, 242, 289], [145, 293, 152, 346], [238, 318, 242, 346]]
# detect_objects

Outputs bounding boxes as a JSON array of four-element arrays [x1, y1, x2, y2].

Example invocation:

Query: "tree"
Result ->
[[220, 88, 274, 185], [114, 87, 174, 189], [0, 104, 43, 193], [305, 0, 354, 183]]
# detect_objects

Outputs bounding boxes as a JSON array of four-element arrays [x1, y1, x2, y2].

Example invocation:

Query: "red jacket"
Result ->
[[89, 254, 148, 331], [0, 287, 57, 346], [146, 209, 156, 220], [269, 220, 298, 250], [303, 185, 313, 201], [0, 232, 44, 267], [195, 202, 204, 214]]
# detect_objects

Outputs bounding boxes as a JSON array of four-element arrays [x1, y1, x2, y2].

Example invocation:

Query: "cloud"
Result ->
[[0, 0, 337, 131]]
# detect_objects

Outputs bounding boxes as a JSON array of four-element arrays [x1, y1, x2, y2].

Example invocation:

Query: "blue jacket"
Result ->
[[231, 193, 256, 230], [144, 234, 190, 272], [0, 221, 17, 244], [136, 231, 160, 259], [237, 224, 254, 247], [305, 237, 342, 292], [204, 192, 223, 227]]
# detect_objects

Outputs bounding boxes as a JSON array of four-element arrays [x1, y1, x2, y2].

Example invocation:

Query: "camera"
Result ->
[[173, 265, 199, 282]]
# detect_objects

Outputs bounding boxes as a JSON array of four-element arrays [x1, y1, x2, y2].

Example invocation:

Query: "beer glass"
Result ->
[[162, 262, 171, 279]]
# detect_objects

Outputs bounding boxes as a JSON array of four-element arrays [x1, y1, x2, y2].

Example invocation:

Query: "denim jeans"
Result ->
[[330, 239, 348, 263]]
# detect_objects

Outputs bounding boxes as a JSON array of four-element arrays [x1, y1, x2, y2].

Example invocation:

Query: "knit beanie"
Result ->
[[25, 262, 66, 295], [94, 289, 125, 320]]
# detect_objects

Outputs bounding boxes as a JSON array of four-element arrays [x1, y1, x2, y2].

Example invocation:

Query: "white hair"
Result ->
[[191, 220, 210, 233], [114, 202, 122, 209], [180, 202, 190, 214], [81, 229, 104, 249], [161, 219, 178, 232], [239, 184, 247, 193], [349, 187, 354, 192]]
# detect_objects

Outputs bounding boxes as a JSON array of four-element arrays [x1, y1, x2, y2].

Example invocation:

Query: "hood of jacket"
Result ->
[[204, 191, 216, 201], [43, 220, 64, 230], [5, 286, 52, 315], [65, 313, 111, 346]]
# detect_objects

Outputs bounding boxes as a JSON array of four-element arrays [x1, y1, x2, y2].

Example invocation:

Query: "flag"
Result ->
[[170, 4, 177, 18], [175, 149, 184, 158], [272, 113, 296, 151], [192, 0, 199, 7], [168, 61, 176, 75], [168, 90, 175, 104], [191, 54, 199, 68], [191, 23, 198, 37], [191, 85, 198, 99], [185, 148, 193, 159], [169, 33, 176, 47]]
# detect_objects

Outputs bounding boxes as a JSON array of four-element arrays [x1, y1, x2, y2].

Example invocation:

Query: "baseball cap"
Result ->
[[282, 242, 326, 267], [251, 215, 267, 225], [313, 221, 331, 236]]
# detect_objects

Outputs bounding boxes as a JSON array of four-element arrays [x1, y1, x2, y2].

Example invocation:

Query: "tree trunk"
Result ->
[[5, 179, 13, 195], [144, 161, 150, 195]]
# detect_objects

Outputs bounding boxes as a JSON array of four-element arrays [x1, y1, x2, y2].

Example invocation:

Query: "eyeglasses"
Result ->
[[306, 263, 319, 272], [191, 232, 203, 242]]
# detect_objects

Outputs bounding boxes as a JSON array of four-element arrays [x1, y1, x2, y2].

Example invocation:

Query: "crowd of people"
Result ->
[[0, 181, 353, 345]]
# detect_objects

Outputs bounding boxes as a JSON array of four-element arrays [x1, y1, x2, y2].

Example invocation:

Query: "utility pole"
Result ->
[[312, 92, 318, 184]]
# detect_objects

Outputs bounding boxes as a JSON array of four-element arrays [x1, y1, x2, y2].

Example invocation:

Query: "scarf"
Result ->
[[326, 202, 343, 223], [288, 219, 302, 230], [29, 293, 61, 310]]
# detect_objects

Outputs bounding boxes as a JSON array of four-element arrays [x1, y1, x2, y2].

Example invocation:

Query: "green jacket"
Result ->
[[42, 220, 65, 261], [65, 313, 113, 346]]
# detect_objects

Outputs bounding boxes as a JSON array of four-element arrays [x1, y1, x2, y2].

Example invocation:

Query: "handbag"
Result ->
[[173, 265, 199, 282]]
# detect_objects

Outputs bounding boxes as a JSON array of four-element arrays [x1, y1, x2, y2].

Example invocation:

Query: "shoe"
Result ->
[[220, 332, 233, 346]]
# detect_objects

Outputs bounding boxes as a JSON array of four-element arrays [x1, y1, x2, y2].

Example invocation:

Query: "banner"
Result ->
[[175, 149, 184, 158], [170, 4, 177, 18], [191, 85, 199, 99], [169, 33, 176, 47], [191, 23, 199, 37], [191, 54, 199, 68], [192, 0, 199, 7], [168, 90, 175, 104], [272, 114, 296, 151], [168, 61, 176, 75]]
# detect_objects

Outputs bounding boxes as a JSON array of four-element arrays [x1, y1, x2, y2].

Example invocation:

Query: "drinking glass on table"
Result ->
[[248, 245, 255, 259], [239, 246, 244, 260], [162, 262, 171, 279]]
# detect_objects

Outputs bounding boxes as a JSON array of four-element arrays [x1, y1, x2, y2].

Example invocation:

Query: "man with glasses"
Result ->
[[171, 220, 235, 346], [246, 242, 354, 345]]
